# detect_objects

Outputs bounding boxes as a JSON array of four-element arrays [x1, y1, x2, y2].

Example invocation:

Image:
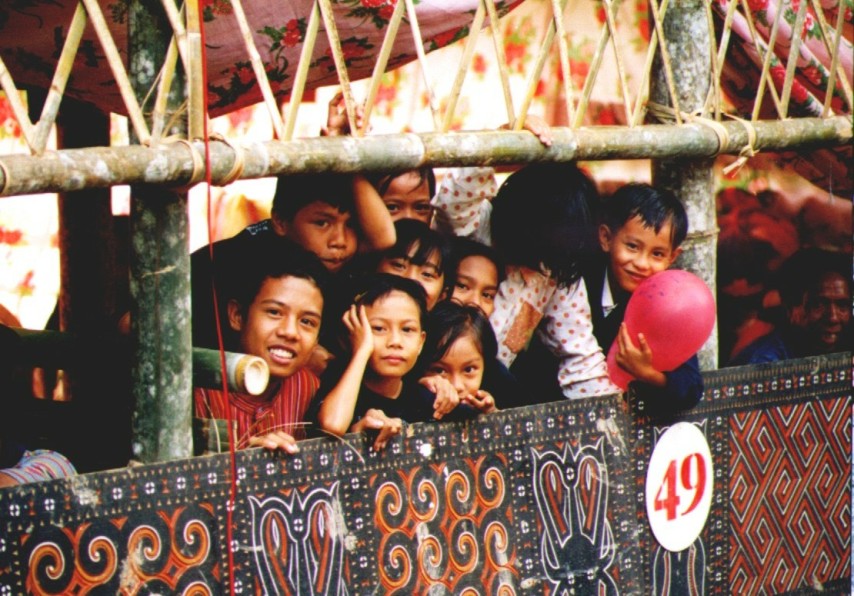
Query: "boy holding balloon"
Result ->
[[585, 183, 708, 417]]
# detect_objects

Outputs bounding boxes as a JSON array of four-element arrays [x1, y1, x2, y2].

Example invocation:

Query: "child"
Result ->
[[191, 171, 394, 350], [323, 91, 438, 228], [349, 219, 452, 312], [489, 162, 618, 401], [309, 274, 461, 451], [446, 236, 503, 318], [587, 182, 701, 416], [420, 301, 524, 413], [368, 168, 437, 226], [194, 244, 330, 451]]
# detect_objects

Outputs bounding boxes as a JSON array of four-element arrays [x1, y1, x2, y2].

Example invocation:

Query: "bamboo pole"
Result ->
[[0, 327, 268, 395], [128, 0, 192, 464], [650, 0, 718, 370], [0, 116, 849, 197]]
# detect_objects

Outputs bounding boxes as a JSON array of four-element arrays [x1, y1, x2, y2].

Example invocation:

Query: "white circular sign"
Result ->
[[645, 421, 714, 552]]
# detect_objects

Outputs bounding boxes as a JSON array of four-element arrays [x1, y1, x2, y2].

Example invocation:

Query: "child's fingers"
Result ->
[[249, 431, 300, 453]]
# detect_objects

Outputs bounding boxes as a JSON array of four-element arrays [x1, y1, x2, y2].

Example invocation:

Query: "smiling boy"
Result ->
[[192, 172, 394, 351], [194, 244, 330, 451], [585, 182, 702, 417]]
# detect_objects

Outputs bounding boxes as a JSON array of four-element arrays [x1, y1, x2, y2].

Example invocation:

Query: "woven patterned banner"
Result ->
[[0, 353, 850, 593]]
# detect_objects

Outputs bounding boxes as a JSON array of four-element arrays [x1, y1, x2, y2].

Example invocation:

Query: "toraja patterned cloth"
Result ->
[[0, 449, 77, 485], [490, 267, 619, 399]]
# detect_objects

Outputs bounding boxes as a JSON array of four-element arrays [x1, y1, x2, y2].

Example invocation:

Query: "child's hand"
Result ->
[[247, 431, 300, 454], [350, 409, 402, 451], [499, 115, 552, 147], [419, 375, 460, 419], [324, 91, 366, 136], [615, 323, 666, 387], [461, 390, 497, 414], [343, 305, 373, 359]]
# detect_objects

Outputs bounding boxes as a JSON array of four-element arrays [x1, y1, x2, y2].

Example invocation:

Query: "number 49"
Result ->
[[653, 453, 707, 521]]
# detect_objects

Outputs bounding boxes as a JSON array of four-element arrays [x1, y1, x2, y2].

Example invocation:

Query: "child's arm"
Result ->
[[614, 323, 667, 387], [350, 408, 403, 451], [316, 305, 374, 436], [417, 375, 461, 419], [353, 174, 396, 251], [616, 324, 703, 416]]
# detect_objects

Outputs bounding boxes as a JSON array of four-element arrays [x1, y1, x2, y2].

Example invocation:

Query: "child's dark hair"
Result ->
[[490, 162, 599, 286], [601, 183, 688, 249], [364, 219, 452, 277], [366, 167, 436, 200], [271, 173, 355, 222], [228, 239, 330, 315], [420, 301, 498, 366], [351, 272, 429, 326], [446, 236, 505, 294]]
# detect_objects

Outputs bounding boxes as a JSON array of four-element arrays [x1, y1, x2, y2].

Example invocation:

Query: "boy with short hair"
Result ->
[[192, 172, 394, 350], [194, 243, 330, 451], [586, 182, 702, 417]]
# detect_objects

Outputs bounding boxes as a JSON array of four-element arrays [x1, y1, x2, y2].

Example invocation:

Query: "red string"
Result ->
[[196, 5, 238, 595]]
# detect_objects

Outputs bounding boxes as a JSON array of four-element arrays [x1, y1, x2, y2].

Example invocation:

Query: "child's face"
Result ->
[[378, 246, 445, 310], [451, 255, 499, 317], [382, 171, 433, 224], [599, 215, 681, 293], [365, 290, 426, 379], [425, 333, 484, 399], [229, 276, 323, 379], [277, 200, 357, 273]]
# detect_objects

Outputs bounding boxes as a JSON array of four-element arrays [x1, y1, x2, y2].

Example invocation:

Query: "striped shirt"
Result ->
[[0, 449, 77, 485], [194, 368, 319, 447]]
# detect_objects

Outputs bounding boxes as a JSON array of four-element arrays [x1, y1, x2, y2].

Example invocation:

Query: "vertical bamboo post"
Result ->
[[55, 98, 132, 472], [649, 0, 718, 369], [128, 1, 192, 463]]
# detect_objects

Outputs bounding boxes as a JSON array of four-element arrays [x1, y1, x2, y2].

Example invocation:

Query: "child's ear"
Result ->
[[668, 246, 683, 266], [597, 224, 613, 252], [271, 212, 289, 236], [227, 300, 244, 332], [417, 331, 426, 353]]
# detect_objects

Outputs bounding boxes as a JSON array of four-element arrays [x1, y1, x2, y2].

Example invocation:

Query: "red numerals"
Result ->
[[653, 453, 707, 521]]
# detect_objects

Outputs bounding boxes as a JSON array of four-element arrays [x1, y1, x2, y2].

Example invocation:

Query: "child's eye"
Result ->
[[403, 325, 419, 334], [387, 259, 407, 271], [426, 366, 447, 377], [463, 365, 481, 375], [300, 317, 319, 329], [482, 291, 496, 301], [371, 325, 386, 333], [312, 219, 331, 229], [385, 203, 400, 214], [414, 204, 433, 214], [265, 308, 283, 317], [455, 282, 469, 291]]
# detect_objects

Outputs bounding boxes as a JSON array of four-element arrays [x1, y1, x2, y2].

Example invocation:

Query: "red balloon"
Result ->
[[606, 269, 716, 390]]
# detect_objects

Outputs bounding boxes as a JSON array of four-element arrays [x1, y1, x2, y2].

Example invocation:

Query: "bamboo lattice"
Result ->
[[0, 0, 850, 197]]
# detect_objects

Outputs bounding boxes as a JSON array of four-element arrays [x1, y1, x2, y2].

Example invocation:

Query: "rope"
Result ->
[[210, 133, 246, 186], [169, 138, 206, 187], [647, 100, 761, 176]]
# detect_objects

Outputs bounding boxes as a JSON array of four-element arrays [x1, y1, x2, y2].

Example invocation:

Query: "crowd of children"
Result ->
[[189, 103, 722, 454]]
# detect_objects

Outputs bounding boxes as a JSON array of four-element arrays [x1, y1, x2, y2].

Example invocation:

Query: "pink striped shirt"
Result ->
[[194, 368, 319, 447]]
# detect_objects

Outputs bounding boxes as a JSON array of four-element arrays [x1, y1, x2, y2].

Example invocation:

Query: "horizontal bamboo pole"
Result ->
[[0, 326, 269, 395], [0, 116, 850, 197]]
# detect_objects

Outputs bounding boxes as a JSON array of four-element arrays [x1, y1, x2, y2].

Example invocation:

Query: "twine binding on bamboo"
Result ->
[[646, 101, 759, 173], [169, 138, 206, 188], [210, 133, 245, 186]]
